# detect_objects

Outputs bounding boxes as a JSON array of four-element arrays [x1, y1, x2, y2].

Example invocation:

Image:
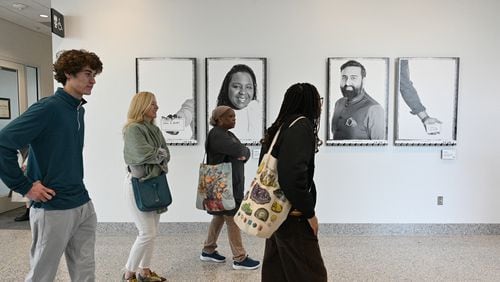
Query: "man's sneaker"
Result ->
[[232, 255, 261, 270], [200, 251, 226, 263]]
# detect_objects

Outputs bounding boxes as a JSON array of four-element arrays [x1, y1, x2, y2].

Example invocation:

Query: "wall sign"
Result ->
[[0, 98, 11, 119], [51, 8, 65, 37]]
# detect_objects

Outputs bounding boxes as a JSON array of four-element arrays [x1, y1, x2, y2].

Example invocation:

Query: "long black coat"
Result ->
[[206, 126, 250, 216], [260, 116, 318, 219]]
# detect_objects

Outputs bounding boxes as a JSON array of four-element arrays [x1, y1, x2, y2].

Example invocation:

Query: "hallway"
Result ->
[[2, 209, 500, 281]]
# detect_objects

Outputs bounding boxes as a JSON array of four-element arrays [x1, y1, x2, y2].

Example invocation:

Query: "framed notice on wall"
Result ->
[[0, 98, 11, 119]]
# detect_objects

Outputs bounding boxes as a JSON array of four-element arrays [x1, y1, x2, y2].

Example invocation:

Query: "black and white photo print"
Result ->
[[327, 57, 389, 146], [136, 57, 197, 145], [206, 58, 266, 145], [395, 57, 459, 146]]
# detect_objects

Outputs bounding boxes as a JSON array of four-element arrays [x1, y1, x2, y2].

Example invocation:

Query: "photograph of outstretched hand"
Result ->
[[136, 57, 197, 144], [395, 58, 459, 145]]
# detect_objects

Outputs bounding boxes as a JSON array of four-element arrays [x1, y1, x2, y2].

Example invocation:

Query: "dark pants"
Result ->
[[261, 216, 328, 282]]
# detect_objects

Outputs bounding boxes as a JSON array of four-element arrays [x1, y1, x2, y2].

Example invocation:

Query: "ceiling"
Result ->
[[0, 0, 51, 36]]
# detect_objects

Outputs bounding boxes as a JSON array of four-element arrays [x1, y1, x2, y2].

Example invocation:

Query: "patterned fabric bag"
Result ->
[[235, 117, 304, 238], [196, 157, 235, 212]]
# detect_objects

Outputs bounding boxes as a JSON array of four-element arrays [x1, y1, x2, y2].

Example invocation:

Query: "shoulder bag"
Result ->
[[131, 172, 172, 212], [234, 116, 305, 238]]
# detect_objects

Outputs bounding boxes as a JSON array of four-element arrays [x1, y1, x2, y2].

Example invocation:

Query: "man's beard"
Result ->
[[341, 85, 361, 100]]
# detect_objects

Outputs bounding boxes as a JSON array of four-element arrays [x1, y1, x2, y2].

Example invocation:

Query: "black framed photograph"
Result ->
[[326, 57, 389, 146], [0, 98, 11, 119], [395, 57, 459, 146], [136, 57, 197, 145], [206, 57, 266, 145]]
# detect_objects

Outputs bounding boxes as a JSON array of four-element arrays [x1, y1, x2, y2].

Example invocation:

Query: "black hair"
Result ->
[[216, 64, 257, 109], [261, 83, 322, 152], [340, 60, 366, 78]]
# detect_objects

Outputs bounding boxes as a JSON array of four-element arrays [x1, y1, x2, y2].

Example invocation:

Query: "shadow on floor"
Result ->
[[0, 207, 30, 230]]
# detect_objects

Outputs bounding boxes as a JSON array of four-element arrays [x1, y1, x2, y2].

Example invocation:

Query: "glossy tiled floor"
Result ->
[[2, 209, 500, 281]]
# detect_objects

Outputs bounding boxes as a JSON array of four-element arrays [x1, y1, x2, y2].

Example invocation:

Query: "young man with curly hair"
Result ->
[[0, 49, 103, 281]]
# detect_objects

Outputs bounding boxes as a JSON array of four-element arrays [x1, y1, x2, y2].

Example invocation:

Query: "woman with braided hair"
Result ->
[[260, 83, 327, 282]]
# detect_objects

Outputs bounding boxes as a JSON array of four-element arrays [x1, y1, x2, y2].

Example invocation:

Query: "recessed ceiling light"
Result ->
[[40, 14, 49, 18], [12, 3, 28, 10]]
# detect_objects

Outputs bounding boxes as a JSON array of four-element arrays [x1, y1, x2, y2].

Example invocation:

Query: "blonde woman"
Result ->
[[122, 92, 169, 282]]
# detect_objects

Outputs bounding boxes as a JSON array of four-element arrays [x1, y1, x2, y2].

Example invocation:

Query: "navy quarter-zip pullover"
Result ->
[[0, 87, 90, 210]]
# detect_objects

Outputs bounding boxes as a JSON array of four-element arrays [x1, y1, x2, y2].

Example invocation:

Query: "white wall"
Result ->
[[52, 0, 500, 223], [0, 18, 52, 98]]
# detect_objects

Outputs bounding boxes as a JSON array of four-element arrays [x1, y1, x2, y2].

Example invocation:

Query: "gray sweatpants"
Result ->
[[26, 201, 97, 282]]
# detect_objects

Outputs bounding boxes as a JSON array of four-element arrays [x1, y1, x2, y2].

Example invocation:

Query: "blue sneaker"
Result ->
[[232, 255, 261, 270], [200, 251, 226, 263]]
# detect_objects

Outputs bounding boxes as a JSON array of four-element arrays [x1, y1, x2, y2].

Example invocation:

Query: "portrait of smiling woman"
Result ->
[[206, 58, 266, 145], [217, 64, 257, 110]]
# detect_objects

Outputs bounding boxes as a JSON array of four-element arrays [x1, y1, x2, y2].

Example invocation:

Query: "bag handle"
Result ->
[[203, 131, 231, 165], [263, 116, 306, 163], [202, 133, 209, 164]]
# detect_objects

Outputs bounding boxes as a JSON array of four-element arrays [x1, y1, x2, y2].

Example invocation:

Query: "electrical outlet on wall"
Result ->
[[437, 196, 444, 206]]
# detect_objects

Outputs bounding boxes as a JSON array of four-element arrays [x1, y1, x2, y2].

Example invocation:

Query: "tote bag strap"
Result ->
[[289, 116, 306, 127], [263, 116, 306, 168], [266, 128, 282, 155], [202, 136, 208, 164], [266, 116, 306, 155], [203, 131, 230, 165]]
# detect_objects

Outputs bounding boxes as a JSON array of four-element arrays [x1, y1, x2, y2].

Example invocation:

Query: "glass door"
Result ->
[[0, 59, 28, 213]]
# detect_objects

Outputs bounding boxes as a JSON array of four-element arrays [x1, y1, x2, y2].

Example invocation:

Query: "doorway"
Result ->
[[0, 59, 39, 213]]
